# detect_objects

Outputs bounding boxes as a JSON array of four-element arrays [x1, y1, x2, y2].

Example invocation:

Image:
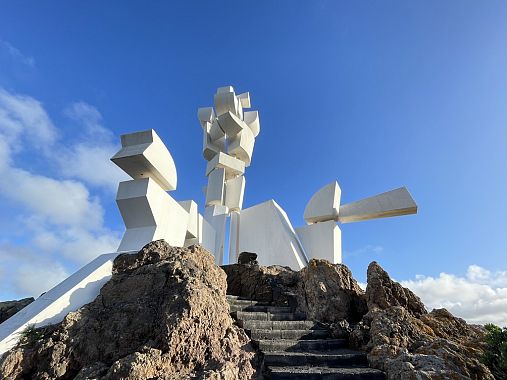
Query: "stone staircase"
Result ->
[[227, 295, 385, 380]]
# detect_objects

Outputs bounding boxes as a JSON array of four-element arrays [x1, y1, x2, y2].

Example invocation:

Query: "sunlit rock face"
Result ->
[[0, 241, 259, 380], [350, 262, 494, 380]]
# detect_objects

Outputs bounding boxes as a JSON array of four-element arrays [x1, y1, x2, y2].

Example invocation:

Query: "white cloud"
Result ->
[[57, 101, 128, 191], [0, 39, 35, 67], [401, 265, 507, 326], [0, 88, 121, 299]]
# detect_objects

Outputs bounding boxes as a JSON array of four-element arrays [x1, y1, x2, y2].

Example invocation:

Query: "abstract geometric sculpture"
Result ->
[[0, 86, 418, 355], [295, 182, 418, 264], [198, 86, 261, 263]]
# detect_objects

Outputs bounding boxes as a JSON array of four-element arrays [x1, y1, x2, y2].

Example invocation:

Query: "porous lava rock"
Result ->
[[350, 262, 494, 379], [0, 241, 259, 380], [0, 298, 34, 324], [222, 258, 367, 323]]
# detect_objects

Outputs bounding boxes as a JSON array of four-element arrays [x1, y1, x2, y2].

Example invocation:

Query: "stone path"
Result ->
[[227, 295, 385, 380]]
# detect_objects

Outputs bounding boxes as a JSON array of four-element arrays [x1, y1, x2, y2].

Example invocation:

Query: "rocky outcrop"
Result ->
[[350, 262, 493, 379], [0, 298, 34, 324], [0, 241, 259, 380], [222, 258, 367, 324], [366, 261, 427, 317]]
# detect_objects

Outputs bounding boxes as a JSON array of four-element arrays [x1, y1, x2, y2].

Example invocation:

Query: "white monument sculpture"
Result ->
[[0, 86, 417, 354]]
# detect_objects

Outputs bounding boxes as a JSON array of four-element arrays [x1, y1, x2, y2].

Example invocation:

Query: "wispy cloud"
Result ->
[[344, 244, 384, 258], [0, 88, 122, 299], [0, 39, 35, 67], [401, 265, 507, 326]]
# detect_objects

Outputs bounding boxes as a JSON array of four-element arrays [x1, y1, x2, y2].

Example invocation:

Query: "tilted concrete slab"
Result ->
[[0, 251, 128, 355], [296, 221, 342, 264], [111, 129, 177, 192], [338, 187, 417, 224], [205, 152, 245, 179], [238, 200, 309, 270], [116, 178, 189, 251]]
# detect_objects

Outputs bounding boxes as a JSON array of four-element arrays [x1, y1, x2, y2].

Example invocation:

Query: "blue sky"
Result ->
[[0, 1, 506, 325]]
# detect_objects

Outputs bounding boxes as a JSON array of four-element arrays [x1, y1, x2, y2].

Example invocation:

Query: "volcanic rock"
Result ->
[[351, 262, 494, 379], [0, 298, 34, 324], [0, 241, 259, 380]]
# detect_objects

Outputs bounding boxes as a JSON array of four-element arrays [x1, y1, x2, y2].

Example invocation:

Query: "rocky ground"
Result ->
[[0, 243, 495, 379], [0, 241, 260, 380], [0, 298, 34, 325], [223, 258, 494, 379]]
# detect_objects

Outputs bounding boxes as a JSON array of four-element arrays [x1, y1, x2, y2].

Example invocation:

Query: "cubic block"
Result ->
[[111, 129, 177, 191], [214, 91, 238, 117], [225, 175, 245, 211], [237, 92, 251, 108], [197, 107, 215, 129], [296, 221, 342, 264], [205, 168, 225, 206], [338, 187, 417, 223], [238, 200, 308, 269], [304, 181, 341, 224], [202, 129, 221, 161], [116, 178, 189, 251], [244, 110, 260, 137], [217, 111, 248, 136], [208, 120, 225, 141], [205, 152, 245, 179], [227, 124, 255, 166]]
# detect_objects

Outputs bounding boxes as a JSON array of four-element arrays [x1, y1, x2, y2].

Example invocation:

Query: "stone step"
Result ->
[[227, 299, 272, 307], [238, 319, 322, 331], [250, 329, 330, 340], [229, 304, 292, 313], [264, 349, 368, 367], [268, 365, 386, 380], [232, 311, 306, 321], [255, 339, 347, 352]]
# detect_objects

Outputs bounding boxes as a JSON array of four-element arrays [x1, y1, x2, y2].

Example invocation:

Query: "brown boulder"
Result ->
[[0, 241, 259, 380]]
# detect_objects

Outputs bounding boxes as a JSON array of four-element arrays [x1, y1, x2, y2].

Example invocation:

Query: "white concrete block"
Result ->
[[205, 152, 245, 179], [208, 120, 225, 141], [238, 200, 308, 270], [197, 107, 215, 124], [202, 129, 221, 161], [204, 205, 228, 265], [205, 168, 225, 206], [0, 251, 123, 355], [198, 214, 216, 254], [238, 92, 251, 108], [296, 221, 342, 264], [214, 91, 238, 116], [225, 175, 245, 211], [116, 178, 189, 251], [217, 86, 234, 94], [244, 110, 260, 137], [178, 200, 199, 239], [338, 187, 418, 223], [304, 181, 341, 224], [228, 125, 255, 166], [217, 111, 248, 136], [111, 129, 177, 191]]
